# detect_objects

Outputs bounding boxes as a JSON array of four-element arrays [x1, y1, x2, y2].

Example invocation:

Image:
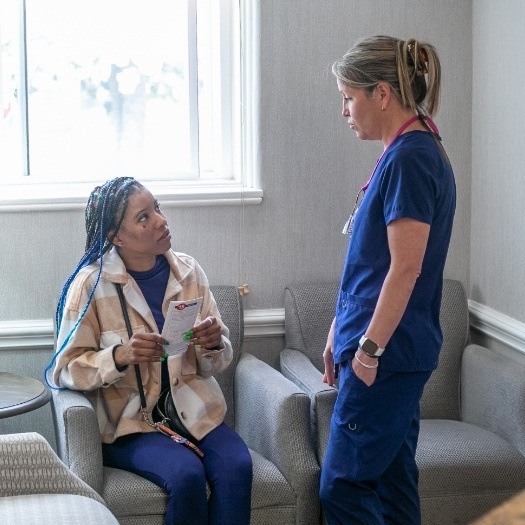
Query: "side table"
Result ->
[[0, 372, 51, 419]]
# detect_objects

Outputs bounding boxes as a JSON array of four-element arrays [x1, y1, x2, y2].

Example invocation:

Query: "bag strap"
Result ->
[[114, 283, 204, 458], [115, 283, 147, 410]]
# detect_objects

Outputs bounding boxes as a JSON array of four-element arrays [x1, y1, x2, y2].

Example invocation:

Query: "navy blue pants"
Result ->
[[102, 423, 252, 525], [320, 360, 431, 525]]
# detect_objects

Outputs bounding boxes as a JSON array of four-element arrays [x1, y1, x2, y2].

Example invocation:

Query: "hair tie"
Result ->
[[408, 42, 429, 76]]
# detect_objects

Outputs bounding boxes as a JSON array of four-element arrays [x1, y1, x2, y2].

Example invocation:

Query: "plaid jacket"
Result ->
[[53, 247, 232, 443]]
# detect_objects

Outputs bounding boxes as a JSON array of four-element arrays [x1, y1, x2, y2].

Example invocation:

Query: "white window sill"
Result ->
[[0, 180, 263, 213]]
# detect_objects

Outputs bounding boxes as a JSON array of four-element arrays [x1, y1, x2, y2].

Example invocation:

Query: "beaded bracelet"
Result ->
[[355, 353, 379, 369]]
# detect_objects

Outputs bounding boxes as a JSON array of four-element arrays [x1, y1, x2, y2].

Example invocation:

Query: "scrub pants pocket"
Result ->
[[326, 361, 430, 481]]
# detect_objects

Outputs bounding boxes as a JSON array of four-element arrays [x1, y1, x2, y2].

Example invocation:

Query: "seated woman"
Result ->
[[48, 176, 252, 525]]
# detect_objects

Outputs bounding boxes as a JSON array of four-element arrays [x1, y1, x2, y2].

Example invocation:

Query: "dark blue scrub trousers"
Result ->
[[102, 423, 252, 525], [320, 360, 431, 525]]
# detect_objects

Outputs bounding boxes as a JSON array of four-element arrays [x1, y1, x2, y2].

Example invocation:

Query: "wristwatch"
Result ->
[[359, 336, 385, 358]]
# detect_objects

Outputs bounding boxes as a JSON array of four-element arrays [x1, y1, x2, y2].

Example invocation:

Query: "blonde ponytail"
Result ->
[[333, 35, 442, 117]]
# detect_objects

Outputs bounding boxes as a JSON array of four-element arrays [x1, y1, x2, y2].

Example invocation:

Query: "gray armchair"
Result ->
[[280, 279, 525, 525], [0, 432, 118, 524], [52, 286, 320, 525]]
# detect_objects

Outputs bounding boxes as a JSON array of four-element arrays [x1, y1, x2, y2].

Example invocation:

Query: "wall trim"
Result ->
[[468, 300, 525, 355], [0, 309, 286, 350], [243, 308, 285, 339], [3, 303, 525, 353], [0, 319, 55, 349]]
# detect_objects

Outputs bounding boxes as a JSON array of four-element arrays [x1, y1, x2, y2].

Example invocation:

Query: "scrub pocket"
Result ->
[[328, 362, 429, 481]]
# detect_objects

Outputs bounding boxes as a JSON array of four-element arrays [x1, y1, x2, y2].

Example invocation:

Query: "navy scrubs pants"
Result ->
[[320, 360, 431, 525], [103, 423, 252, 525]]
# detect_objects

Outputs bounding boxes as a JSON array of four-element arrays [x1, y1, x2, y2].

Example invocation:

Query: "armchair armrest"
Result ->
[[51, 389, 104, 494], [235, 353, 320, 525], [462, 344, 525, 456], [0, 432, 104, 504], [280, 347, 337, 463]]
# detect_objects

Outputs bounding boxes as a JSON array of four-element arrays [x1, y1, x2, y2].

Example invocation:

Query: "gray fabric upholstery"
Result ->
[[209, 285, 244, 429], [281, 282, 340, 464], [281, 279, 525, 524], [52, 285, 319, 525], [51, 387, 104, 493], [0, 433, 118, 524], [0, 432, 104, 503], [279, 348, 336, 464], [284, 282, 339, 373], [420, 279, 469, 420], [236, 353, 320, 525], [0, 494, 119, 525], [462, 343, 525, 456], [102, 467, 166, 524]]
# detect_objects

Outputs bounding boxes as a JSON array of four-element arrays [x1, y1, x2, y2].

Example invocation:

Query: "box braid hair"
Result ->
[[44, 176, 143, 387]]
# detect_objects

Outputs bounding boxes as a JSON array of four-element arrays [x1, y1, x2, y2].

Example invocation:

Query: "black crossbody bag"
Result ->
[[114, 283, 203, 457]]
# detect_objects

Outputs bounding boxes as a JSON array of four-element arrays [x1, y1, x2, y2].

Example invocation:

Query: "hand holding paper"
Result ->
[[161, 298, 202, 357]]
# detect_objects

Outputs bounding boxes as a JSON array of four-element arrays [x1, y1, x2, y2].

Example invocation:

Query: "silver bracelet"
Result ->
[[354, 353, 379, 369]]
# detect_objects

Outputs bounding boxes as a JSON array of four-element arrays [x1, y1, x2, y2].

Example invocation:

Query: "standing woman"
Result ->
[[48, 177, 252, 525], [320, 36, 456, 524]]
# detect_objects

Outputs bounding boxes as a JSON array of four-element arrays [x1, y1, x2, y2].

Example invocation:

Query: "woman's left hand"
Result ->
[[191, 316, 222, 349], [352, 349, 378, 387]]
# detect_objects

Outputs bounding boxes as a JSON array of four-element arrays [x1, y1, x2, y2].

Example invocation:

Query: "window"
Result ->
[[0, 0, 259, 208]]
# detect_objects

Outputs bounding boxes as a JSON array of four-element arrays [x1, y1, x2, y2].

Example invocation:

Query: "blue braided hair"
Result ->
[[44, 176, 143, 388]]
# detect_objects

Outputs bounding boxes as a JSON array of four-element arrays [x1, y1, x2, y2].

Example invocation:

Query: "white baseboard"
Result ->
[[2, 304, 524, 354]]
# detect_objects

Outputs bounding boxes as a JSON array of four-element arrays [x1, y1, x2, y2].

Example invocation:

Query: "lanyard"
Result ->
[[342, 114, 439, 236], [361, 115, 439, 192]]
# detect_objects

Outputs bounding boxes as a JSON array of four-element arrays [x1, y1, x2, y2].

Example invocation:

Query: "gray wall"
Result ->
[[470, 0, 525, 321], [0, 1, 472, 441], [0, 0, 471, 322]]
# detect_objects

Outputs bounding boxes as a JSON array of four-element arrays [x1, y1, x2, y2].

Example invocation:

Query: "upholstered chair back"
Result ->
[[210, 285, 244, 428], [284, 282, 340, 373], [283, 279, 469, 422], [420, 279, 469, 420]]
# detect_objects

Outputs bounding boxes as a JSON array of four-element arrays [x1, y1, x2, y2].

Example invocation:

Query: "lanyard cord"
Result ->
[[361, 115, 439, 192]]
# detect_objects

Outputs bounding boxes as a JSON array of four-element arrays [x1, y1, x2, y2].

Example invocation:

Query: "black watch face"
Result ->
[[361, 339, 378, 355]]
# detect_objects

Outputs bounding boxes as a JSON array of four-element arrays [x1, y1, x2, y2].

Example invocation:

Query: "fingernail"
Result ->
[[195, 344, 201, 349], [185, 330, 193, 337], [183, 334, 191, 341]]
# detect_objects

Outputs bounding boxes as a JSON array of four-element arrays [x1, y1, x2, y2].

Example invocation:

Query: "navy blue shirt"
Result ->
[[128, 255, 171, 391], [127, 255, 171, 333], [334, 131, 456, 371]]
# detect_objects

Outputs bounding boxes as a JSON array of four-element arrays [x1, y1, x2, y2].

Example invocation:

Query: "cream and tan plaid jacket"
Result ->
[[53, 247, 232, 443]]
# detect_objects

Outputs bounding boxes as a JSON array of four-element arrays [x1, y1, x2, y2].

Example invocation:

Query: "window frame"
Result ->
[[0, 0, 261, 212]]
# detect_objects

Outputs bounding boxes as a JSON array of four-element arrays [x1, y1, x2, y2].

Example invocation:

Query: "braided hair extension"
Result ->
[[44, 176, 143, 388]]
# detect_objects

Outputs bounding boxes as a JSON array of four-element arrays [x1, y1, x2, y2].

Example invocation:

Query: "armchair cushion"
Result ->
[[0, 494, 119, 525]]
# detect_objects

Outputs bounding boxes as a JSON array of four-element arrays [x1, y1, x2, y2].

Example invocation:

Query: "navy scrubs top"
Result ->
[[334, 131, 456, 372]]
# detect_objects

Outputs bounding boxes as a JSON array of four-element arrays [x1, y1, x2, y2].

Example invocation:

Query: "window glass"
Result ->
[[0, 0, 238, 186], [0, 1, 23, 183]]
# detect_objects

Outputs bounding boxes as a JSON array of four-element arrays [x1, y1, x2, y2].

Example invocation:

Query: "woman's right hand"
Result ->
[[113, 333, 166, 368], [322, 317, 337, 386]]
